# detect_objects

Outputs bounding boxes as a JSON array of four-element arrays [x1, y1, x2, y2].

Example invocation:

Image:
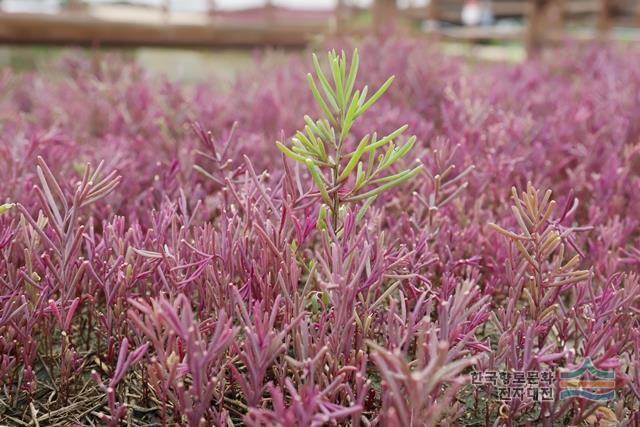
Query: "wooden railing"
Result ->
[[0, 4, 332, 48], [0, 0, 638, 51]]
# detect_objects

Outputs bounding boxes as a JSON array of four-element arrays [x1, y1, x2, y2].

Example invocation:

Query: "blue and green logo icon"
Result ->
[[559, 358, 615, 401]]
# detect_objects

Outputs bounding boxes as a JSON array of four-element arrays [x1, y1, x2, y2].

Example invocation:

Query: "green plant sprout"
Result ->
[[0, 203, 14, 215], [277, 49, 422, 230]]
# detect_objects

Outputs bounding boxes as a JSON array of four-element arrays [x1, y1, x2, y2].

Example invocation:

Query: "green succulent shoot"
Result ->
[[277, 49, 422, 230]]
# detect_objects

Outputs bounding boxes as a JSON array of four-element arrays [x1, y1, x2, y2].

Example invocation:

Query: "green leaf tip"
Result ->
[[0, 203, 15, 215]]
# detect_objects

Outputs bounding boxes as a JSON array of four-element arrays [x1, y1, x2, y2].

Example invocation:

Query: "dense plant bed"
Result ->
[[0, 39, 639, 426]]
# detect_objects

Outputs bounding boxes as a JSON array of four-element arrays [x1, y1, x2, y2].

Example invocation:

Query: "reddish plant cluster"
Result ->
[[0, 39, 639, 426]]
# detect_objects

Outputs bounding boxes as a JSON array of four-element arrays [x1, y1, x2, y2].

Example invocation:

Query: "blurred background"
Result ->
[[0, 0, 638, 80]]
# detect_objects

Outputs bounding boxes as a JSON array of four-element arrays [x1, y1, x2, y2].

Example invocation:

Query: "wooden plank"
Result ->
[[428, 26, 524, 41], [372, 0, 398, 34], [0, 11, 328, 48]]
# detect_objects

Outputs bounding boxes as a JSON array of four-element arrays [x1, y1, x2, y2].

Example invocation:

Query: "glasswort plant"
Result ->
[[1, 40, 639, 426], [277, 49, 422, 230]]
